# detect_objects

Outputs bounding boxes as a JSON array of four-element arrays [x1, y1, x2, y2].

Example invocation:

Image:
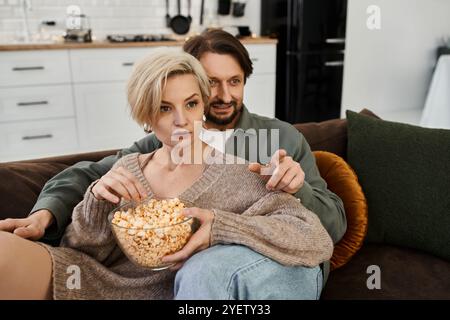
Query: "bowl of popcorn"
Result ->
[[109, 197, 194, 271]]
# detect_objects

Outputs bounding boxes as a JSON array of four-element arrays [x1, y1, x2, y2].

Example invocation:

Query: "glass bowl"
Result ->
[[108, 197, 194, 271]]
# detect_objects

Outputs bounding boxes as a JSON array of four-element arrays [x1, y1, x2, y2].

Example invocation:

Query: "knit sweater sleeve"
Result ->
[[59, 181, 117, 263], [59, 158, 129, 263], [210, 191, 334, 267]]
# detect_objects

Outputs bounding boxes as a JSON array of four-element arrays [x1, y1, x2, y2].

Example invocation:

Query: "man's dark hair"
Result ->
[[183, 29, 253, 82]]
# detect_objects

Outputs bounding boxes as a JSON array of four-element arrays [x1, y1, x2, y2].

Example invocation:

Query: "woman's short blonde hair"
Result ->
[[127, 49, 210, 126]]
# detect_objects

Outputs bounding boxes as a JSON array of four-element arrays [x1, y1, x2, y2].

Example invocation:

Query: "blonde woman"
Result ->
[[0, 50, 333, 300]]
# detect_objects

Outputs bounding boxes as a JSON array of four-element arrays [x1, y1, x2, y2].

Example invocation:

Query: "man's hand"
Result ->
[[0, 209, 54, 240], [161, 207, 215, 271], [248, 149, 305, 194], [92, 166, 148, 204]]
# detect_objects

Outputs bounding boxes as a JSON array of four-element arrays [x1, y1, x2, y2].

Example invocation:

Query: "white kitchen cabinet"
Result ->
[[0, 49, 76, 162], [244, 74, 276, 118], [245, 44, 277, 75], [0, 50, 71, 87], [74, 82, 146, 151], [70, 47, 169, 83], [0, 118, 78, 162], [0, 85, 74, 122], [244, 44, 277, 118]]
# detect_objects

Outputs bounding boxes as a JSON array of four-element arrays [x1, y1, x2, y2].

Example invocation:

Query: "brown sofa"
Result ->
[[1, 110, 449, 299]]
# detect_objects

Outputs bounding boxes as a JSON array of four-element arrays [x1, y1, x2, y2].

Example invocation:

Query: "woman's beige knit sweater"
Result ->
[[40, 152, 333, 299]]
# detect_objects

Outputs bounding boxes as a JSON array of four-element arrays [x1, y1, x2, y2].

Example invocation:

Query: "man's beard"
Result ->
[[206, 99, 241, 126]]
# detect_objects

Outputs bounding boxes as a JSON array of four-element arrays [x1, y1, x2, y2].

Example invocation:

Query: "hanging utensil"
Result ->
[[170, 0, 191, 35], [165, 0, 171, 27], [187, 0, 192, 23], [200, 0, 205, 25]]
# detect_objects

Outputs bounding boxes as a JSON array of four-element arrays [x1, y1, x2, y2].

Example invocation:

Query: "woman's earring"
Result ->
[[143, 123, 152, 133], [202, 114, 207, 121]]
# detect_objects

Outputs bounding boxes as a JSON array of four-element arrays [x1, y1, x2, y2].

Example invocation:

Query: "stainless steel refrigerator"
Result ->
[[261, 0, 347, 123]]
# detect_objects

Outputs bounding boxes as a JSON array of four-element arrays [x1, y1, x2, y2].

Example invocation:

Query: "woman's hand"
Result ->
[[0, 209, 54, 240], [91, 166, 148, 204], [161, 207, 215, 270]]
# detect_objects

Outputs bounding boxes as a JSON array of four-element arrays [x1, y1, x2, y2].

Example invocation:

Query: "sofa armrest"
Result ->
[[0, 149, 118, 220]]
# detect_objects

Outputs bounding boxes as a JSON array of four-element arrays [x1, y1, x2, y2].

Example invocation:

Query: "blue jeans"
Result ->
[[174, 244, 323, 300]]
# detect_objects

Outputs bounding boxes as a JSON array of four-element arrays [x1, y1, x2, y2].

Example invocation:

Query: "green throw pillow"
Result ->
[[346, 110, 450, 261]]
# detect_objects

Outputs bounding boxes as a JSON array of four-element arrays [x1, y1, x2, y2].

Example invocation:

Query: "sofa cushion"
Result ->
[[313, 151, 368, 271], [0, 162, 68, 220], [321, 244, 450, 299], [347, 111, 450, 261], [295, 118, 347, 158], [295, 108, 380, 159]]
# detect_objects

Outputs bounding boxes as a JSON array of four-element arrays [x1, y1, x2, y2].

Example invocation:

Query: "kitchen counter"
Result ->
[[0, 37, 277, 51]]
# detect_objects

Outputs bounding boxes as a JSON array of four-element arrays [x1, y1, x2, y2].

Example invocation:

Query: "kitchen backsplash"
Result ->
[[0, 0, 261, 43]]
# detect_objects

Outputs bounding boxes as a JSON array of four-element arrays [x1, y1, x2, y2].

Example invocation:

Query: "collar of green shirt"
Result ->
[[233, 105, 257, 136]]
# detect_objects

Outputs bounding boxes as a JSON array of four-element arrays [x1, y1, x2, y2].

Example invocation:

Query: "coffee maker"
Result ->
[[63, 7, 92, 43]]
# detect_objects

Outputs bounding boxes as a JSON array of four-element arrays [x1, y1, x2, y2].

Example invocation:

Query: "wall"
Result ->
[[0, 0, 261, 43], [341, 0, 450, 124]]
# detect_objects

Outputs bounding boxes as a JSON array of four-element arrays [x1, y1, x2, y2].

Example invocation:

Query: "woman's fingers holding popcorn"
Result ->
[[99, 175, 132, 201], [92, 166, 147, 203], [91, 182, 120, 203], [115, 167, 148, 200], [108, 170, 141, 202]]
